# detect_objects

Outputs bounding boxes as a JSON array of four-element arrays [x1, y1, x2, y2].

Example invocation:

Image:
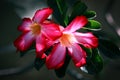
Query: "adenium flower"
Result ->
[[14, 8, 62, 58], [46, 16, 98, 69]]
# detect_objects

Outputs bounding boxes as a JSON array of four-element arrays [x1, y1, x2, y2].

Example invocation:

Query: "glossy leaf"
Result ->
[[55, 54, 71, 78], [83, 20, 101, 31], [47, 0, 68, 26], [34, 58, 45, 70], [83, 10, 96, 19], [69, 1, 87, 22], [98, 39, 120, 59], [81, 49, 103, 75]]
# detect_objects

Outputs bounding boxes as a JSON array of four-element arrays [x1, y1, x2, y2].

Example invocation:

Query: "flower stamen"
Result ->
[[31, 23, 41, 35]]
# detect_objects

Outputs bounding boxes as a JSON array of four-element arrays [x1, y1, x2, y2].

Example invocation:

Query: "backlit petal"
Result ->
[[41, 23, 62, 40], [64, 16, 87, 32], [46, 43, 66, 69], [32, 8, 53, 23], [68, 43, 86, 67], [18, 18, 32, 32], [74, 32, 98, 48], [14, 32, 35, 51]]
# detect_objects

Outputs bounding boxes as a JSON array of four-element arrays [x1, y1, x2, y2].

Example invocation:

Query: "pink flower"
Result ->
[[14, 8, 62, 58], [46, 16, 98, 69]]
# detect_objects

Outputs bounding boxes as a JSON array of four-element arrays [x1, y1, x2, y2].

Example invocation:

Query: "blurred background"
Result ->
[[0, 0, 120, 80]]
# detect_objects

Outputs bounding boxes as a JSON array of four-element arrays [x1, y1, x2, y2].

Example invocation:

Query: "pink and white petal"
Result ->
[[68, 43, 86, 67], [36, 34, 46, 58], [74, 32, 98, 48], [41, 23, 62, 40], [46, 43, 66, 69], [14, 32, 35, 51], [18, 18, 32, 31], [64, 16, 88, 33], [32, 8, 53, 23]]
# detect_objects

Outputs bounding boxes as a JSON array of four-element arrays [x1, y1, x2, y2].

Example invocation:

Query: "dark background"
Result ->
[[0, 0, 120, 80]]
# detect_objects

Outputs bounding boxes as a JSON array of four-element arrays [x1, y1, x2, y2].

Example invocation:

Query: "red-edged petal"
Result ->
[[46, 43, 66, 69], [36, 52, 47, 59], [41, 23, 62, 40], [68, 43, 86, 67], [74, 32, 98, 48], [14, 32, 35, 51], [36, 34, 46, 58], [18, 18, 32, 32], [46, 39, 56, 49], [64, 16, 88, 33], [32, 8, 53, 23]]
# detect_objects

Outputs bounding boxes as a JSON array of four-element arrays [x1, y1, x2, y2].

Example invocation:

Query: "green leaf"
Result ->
[[69, 1, 87, 21], [81, 45, 92, 58], [47, 0, 68, 26], [81, 49, 103, 75], [34, 58, 45, 70], [55, 54, 71, 78], [83, 20, 101, 31], [83, 10, 96, 19], [98, 39, 120, 59]]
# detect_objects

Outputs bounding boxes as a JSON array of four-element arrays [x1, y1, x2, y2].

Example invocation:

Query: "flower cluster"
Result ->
[[14, 8, 98, 69]]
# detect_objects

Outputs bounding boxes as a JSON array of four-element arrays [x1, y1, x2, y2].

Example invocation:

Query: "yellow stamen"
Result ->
[[31, 23, 41, 35]]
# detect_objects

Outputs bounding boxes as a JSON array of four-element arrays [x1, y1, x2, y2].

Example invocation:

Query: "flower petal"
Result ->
[[32, 8, 53, 23], [74, 32, 98, 48], [46, 39, 56, 48], [68, 43, 86, 67], [64, 16, 88, 32], [18, 18, 32, 32], [41, 23, 62, 40], [36, 34, 46, 58], [46, 43, 66, 69], [14, 32, 35, 51]]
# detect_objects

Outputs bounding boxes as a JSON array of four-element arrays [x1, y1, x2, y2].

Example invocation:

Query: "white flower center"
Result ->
[[59, 33, 76, 47]]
